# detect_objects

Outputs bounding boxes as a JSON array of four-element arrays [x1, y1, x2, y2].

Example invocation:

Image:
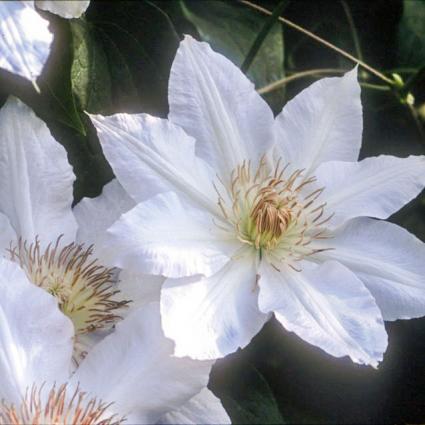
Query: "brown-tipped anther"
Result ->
[[214, 156, 333, 268], [0, 384, 124, 425], [8, 236, 130, 335]]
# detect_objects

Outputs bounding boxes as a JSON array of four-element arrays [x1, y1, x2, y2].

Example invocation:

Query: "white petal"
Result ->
[[102, 191, 239, 278], [313, 218, 425, 321], [74, 179, 135, 248], [275, 67, 362, 174], [258, 261, 387, 367], [161, 255, 269, 360], [169, 35, 275, 177], [0, 98, 77, 244], [0, 1, 52, 81], [159, 388, 230, 425], [316, 155, 425, 227], [0, 212, 18, 253], [72, 302, 212, 424], [0, 258, 73, 403], [90, 113, 218, 216], [36, 0, 90, 18], [117, 271, 164, 315]]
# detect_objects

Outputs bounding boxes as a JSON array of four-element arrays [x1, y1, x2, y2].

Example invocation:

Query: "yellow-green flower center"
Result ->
[[215, 156, 333, 269]]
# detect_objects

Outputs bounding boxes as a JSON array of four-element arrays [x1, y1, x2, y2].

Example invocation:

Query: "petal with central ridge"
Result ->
[[258, 260, 387, 367], [274, 67, 362, 175], [312, 218, 425, 321], [161, 255, 269, 360], [102, 191, 240, 278], [90, 113, 218, 216], [169, 35, 275, 178], [315, 155, 425, 227]]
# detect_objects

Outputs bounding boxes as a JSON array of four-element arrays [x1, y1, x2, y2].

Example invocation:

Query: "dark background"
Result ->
[[1, 0, 424, 423]]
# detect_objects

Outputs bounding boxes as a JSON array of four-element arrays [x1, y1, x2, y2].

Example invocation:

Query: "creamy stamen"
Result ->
[[0, 384, 124, 425], [8, 236, 130, 335], [215, 156, 333, 269]]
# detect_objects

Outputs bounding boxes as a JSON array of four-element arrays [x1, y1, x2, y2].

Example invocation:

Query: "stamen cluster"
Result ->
[[0, 384, 124, 425], [215, 156, 333, 270], [8, 237, 129, 334]]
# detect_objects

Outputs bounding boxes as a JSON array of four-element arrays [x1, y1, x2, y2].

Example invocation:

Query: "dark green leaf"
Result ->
[[398, 0, 425, 67], [211, 358, 285, 424], [70, 19, 112, 113]]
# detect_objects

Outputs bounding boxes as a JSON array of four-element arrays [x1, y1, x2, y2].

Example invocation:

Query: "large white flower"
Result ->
[[0, 1, 89, 83], [0, 257, 229, 425], [91, 36, 425, 366], [0, 97, 162, 361]]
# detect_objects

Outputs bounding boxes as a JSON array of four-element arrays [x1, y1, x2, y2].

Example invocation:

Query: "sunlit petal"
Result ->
[[169, 35, 275, 178], [0, 1, 52, 82], [0, 258, 74, 404], [36, 0, 90, 18], [162, 256, 269, 360]]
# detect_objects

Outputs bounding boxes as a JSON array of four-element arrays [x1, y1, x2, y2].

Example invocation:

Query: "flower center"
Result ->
[[8, 237, 130, 335], [215, 156, 333, 269], [0, 384, 124, 425], [249, 181, 293, 249]]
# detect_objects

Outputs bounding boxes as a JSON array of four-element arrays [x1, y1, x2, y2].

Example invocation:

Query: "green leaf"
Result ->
[[181, 0, 285, 110], [70, 19, 112, 113], [211, 359, 285, 424], [94, 26, 139, 110], [35, 16, 87, 135], [398, 0, 425, 67], [85, 0, 180, 115]]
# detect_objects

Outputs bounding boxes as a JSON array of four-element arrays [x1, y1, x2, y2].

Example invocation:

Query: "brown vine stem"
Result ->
[[239, 0, 394, 86], [259, 69, 391, 94]]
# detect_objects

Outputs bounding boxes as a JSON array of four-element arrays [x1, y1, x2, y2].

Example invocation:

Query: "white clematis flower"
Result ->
[[0, 258, 229, 425], [91, 36, 425, 366], [0, 97, 162, 361], [0, 1, 89, 84]]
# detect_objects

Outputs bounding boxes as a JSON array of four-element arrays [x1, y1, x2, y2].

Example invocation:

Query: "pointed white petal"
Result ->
[[36, 0, 90, 18], [0, 258, 73, 403], [90, 113, 218, 216], [169, 35, 275, 177], [0, 98, 77, 244], [275, 67, 362, 174], [161, 255, 268, 360], [159, 388, 230, 425], [258, 261, 387, 367], [0, 2, 52, 81], [316, 155, 425, 227], [313, 218, 425, 321], [74, 179, 135, 248], [72, 302, 212, 424], [102, 191, 239, 278]]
